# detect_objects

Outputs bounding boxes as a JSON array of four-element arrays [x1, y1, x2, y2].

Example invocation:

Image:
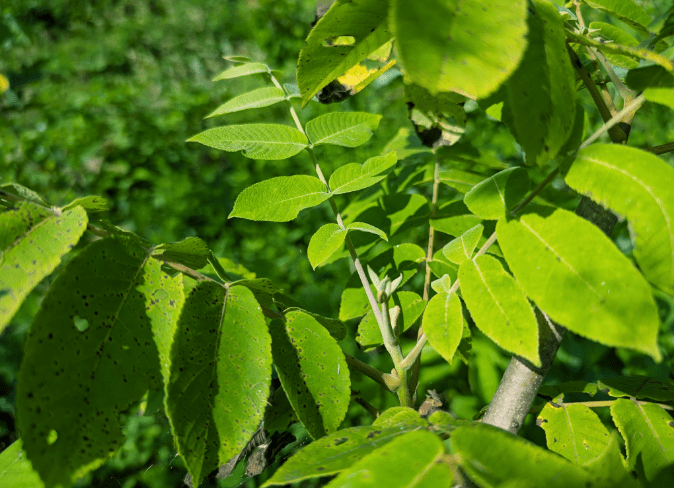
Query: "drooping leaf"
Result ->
[[213, 62, 270, 81], [329, 152, 397, 194], [442, 224, 483, 265], [501, 1, 576, 166], [391, 0, 528, 99], [166, 283, 271, 487], [459, 255, 540, 366], [582, 0, 651, 34], [297, 0, 392, 106], [0, 203, 88, 334], [452, 423, 599, 487], [422, 291, 463, 364], [154, 236, 210, 269], [537, 403, 610, 465], [229, 175, 329, 222], [206, 87, 286, 118], [62, 196, 109, 214], [0, 439, 45, 488], [0, 182, 49, 206], [464, 167, 530, 220], [347, 222, 388, 241], [308, 224, 347, 269], [324, 430, 453, 488], [598, 376, 674, 402], [438, 169, 485, 194], [357, 291, 426, 347], [270, 312, 350, 439], [262, 425, 421, 486], [611, 399, 674, 482], [497, 206, 661, 361], [17, 238, 183, 487], [306, 112, 382, 147], [563, 144, 674, 294], [188, 124, 308, 160]]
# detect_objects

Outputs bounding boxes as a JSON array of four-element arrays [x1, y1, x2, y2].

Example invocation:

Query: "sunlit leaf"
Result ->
[[329, 152, 397, 194], [443, 224, 483, 265], [347, 222, 388, 242], [357, 291, 426, 347], [306, 112, 382, 147], [206, 87, 286, 118], [213, 62, 270, 80], [464, 167, 530, 220], [422, 291, 463, 364], [0, 440, 45, 488], [438, 169, 484, 194], [583, 0, 651, 34], [307, 224, 347, 269]]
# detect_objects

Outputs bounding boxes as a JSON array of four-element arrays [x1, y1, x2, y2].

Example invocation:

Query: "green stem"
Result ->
[[645, 141, 674, 155], [343, 352, 397, 391]]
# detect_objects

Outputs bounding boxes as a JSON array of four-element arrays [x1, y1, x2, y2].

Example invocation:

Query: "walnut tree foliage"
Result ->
[[2, 0, 674, 487]]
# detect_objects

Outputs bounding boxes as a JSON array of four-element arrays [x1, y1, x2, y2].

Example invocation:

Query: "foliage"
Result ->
[[2, 0, 674, 487]]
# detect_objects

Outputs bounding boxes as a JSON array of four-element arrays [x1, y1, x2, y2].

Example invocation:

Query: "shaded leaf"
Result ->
[[308, 224, 347, 269], [464, 167, 529, 220], [166, 284, 271, 487], [188, 124, 307, 160], [207, 87, 286, 118], [0, 203, 88, 333], [0, 183, 49, 206], [230, 175, 329, 222], [588, 22, 639, 69], [329, 152, 397, 194], [563, 144, 674, 293], [306, 112, 382, 147], [583, 0, 651, 34], [154, 237, 210, 269], [459, 255, 540, 366], [443, 224, 483, 265], [537, 403, 610, 465], [391, 0, 528, 99], [422, 291, 463, 364], [62, 196, 109, 214], [438, 169, 484, 194], [497, 207, 661, 360], [598, 376, 674, 402], [17, 238, 183, 487]]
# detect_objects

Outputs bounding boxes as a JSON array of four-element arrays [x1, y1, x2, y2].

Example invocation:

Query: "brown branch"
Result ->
[[644, 142, 674, 155]]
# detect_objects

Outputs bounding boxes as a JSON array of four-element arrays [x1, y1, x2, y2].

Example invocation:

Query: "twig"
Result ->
[[644, 142, 674, 155]]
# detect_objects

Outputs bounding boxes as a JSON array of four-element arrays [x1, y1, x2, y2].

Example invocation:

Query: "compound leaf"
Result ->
[[329, 152, 397, 194], [166, 283, 271, 487], [207, 87, 286, 118], [297, 0, 392, 106], [563, 144, 674, 294], [230, 175, 329, 222], [308, 224, 347, 269], [422, 291, 463, 364], [270, 311, 350, 440], [0, 203, 88, 333], [17, 238, 183, 488], [306, 112, 382, 147], [391, 0, 528, 99], [497, 207, 661, 361], [188, 124, 308, 160], [537, 403, 610, 465], [459, 254, 540, 366], [464, 167, 530, 220]]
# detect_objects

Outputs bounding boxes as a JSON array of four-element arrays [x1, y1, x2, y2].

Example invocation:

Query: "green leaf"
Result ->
[[598, 376, 674, 402], [206, 87, 286, 118], [0, 440, 45, 488], [324, 430, 453, 488], [431, 274, 452, 294], [452, 423, 598, 487], [262, 425, 420, 486], [563, 144, 674, 293], [0, 183, 49, 206], [422, 291, 463, 364], [611, 399, 674, 482], [372, 407, 427, 428], [429, 248, 459, 281], [496, 207, 661, 361], [357, 291, 426, 347], [464, 167, 530, 220], [213, 62, 270, 80], [306, 112, 382, 147], [537, 403, 610, 465], [229, 175, 329, 222], [62, 196, 109, 214], [329, 152, 397, 194], [17, 238, 183, 487], [391, 0, 528, 99], [283, 308, 347, 341], [308, 224, 347, 269], [154, 236, 210, 269], [588, 22, 639, 69], [385, 193, 430, 237], [644, 87, 674, 110], [166, 284, 271, 487], [502, 1, 576, 166], [347, 222, 388, 241], [442, 224, 483, 265], [297, 0, 393, 106], [459, 254, 540, 366], [438, 169, 485, 194], [270, 311, 350, 439], [188, 124, 308, 160], [583, 0, 651, 34], [538, 381, 599, 400], [583, 432, 641, 488], [431, 200, 482, 237], [0, 203, 88, 334]]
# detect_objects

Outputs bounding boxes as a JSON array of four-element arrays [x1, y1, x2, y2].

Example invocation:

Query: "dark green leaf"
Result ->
[[598, 376, 674, 402], [154, 237, 210, 269]]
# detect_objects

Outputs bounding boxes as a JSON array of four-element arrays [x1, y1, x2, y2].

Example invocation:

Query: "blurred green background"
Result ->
[[2, 0, 674, 487]]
